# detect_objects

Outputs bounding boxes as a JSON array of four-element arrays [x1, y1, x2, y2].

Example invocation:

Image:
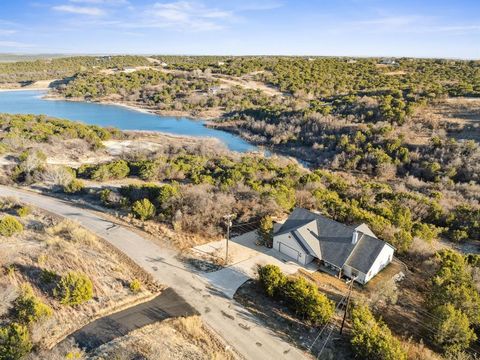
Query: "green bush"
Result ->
[[91, 160, 130, 181], [431, 303, 477, 354], [282, 277, 335, 325], [63, 179, 85, 194], [12, 284, 53, 324], [258, 216, 273, 246], [257, 264, 286, 297], [0, 323, 32, 360], [257, 265, 334, 325], [54, 272, 94, 306], [428, 250, 480, 325], [0, 216, 23, 237], [131, 198, 156, 220], [15, 206, 30, 218], [129, 279, 142, 294], [351, 305, 407, 360]]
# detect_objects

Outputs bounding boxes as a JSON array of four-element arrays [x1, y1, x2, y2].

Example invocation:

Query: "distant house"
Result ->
[[273, 208, 395, 284], [379, 58, 399, 66]]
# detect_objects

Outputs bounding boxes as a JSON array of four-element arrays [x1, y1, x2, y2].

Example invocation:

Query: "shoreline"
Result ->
[[0, 87, 306, 164], [0, 87, 50, 92], [43, 92, 220, 120]]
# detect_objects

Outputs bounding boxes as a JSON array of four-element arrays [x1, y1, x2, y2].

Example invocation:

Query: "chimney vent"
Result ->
[[352, 231, 359, 244]]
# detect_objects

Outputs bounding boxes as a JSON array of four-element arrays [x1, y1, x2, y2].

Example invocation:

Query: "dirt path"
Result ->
[[213, 75, 284, 97]]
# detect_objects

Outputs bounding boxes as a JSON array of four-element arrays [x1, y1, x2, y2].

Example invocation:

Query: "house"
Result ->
[[379, 58, 399, 66], [273, 208, 395, 284]]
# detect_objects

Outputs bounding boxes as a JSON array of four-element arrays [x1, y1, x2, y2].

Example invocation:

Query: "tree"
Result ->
[[0, 323, 32, 360], [54, 272, 93, 306], [428, 250, 480, 325], [257, 264, 286, 297], [131, 198, 156, 220], [257, 265, 334, 325], [351, 305, 407, 360], [282, 276, 334, 325], [0, 216, 23, 237], [431, 304, 477, 354], [258, 215, 273, 246]]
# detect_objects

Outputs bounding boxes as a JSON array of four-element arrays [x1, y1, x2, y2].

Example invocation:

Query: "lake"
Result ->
[[0, 90, 256, 152]]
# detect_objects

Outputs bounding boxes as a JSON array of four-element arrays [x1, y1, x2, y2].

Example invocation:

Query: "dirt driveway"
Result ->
[[69, 288, 198, 351]]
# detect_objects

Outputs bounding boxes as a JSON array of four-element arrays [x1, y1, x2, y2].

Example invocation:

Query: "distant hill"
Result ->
[[0, 53, 70, 63]]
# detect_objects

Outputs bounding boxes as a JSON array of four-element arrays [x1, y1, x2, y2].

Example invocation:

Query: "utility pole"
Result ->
[[224, 214, 235, 264], [340, 277, 356, 335]]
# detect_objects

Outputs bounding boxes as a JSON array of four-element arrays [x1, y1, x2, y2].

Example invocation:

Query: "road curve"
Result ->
[[0, 186, 307, 360]]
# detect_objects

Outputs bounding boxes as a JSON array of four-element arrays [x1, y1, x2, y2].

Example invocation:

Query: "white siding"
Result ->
[[364, 244, 394, 283], [273, 233, 313, 265], [342, 264, 367, 284]]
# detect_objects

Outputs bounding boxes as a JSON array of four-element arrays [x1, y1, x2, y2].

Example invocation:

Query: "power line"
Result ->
[[308, 293, 348, 352], [317, 321, 336, 359]]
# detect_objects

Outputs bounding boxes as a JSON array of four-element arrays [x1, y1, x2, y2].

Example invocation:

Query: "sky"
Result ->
[[0, 0, 479, 58]]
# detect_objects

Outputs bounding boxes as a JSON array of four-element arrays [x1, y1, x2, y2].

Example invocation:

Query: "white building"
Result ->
[[273, 208, 395, 284]]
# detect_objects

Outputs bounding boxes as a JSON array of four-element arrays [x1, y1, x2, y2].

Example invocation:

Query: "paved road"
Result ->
[[0, 186, 307, 360], [70, 288, 198, 351]]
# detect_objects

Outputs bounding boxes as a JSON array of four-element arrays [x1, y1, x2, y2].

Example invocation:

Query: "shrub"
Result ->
[[428, 250, 480, 325], [351, 305, 407, 360], [63, 179, 85, 194], [257, 264, 286, 297], [0, 323, 32, 360], [129, 279, 142, 294], [54, 272, 94, 306], [91, 160, 130, 181], [0, 216, 23, 237], [12, 284, 53, 324], [258, 216, 273, 246], [15, 206, 30, 218], [257, 265, 334, 325], [282, 276, 335, 325], [431, 304, 477, 354], [131, 198, 156, 220]]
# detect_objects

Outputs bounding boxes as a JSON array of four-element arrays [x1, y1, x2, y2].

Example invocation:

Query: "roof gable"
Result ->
[[345, 234, 388, 273]]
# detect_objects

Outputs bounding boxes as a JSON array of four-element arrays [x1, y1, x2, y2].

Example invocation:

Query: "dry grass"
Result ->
[[0, 198, 158, 350], [91, 316, 235, 360]]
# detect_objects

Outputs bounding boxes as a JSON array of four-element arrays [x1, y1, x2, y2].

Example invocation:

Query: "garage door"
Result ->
[[279, 242, 300, 262]]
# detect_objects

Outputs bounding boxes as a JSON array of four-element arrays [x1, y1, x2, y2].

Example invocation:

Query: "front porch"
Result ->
[[316, 259, 343, 279]]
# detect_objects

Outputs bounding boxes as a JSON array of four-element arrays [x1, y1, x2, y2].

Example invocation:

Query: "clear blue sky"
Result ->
[[0, 0, 479, 58]]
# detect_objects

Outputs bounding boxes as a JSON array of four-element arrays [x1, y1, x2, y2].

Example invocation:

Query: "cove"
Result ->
[[0, 90, 256, 153]]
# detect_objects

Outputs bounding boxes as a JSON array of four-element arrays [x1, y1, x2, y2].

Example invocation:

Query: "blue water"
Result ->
[[0, 90, 256, 153]]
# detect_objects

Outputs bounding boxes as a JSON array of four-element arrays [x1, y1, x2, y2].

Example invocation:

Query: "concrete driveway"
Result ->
[[195, 231, 319, 298], [0, 186, 309, 360]]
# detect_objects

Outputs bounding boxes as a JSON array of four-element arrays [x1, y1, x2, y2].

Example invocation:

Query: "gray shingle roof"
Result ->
[[345, 234, 387, 273], [275, 208, 392, 274]]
